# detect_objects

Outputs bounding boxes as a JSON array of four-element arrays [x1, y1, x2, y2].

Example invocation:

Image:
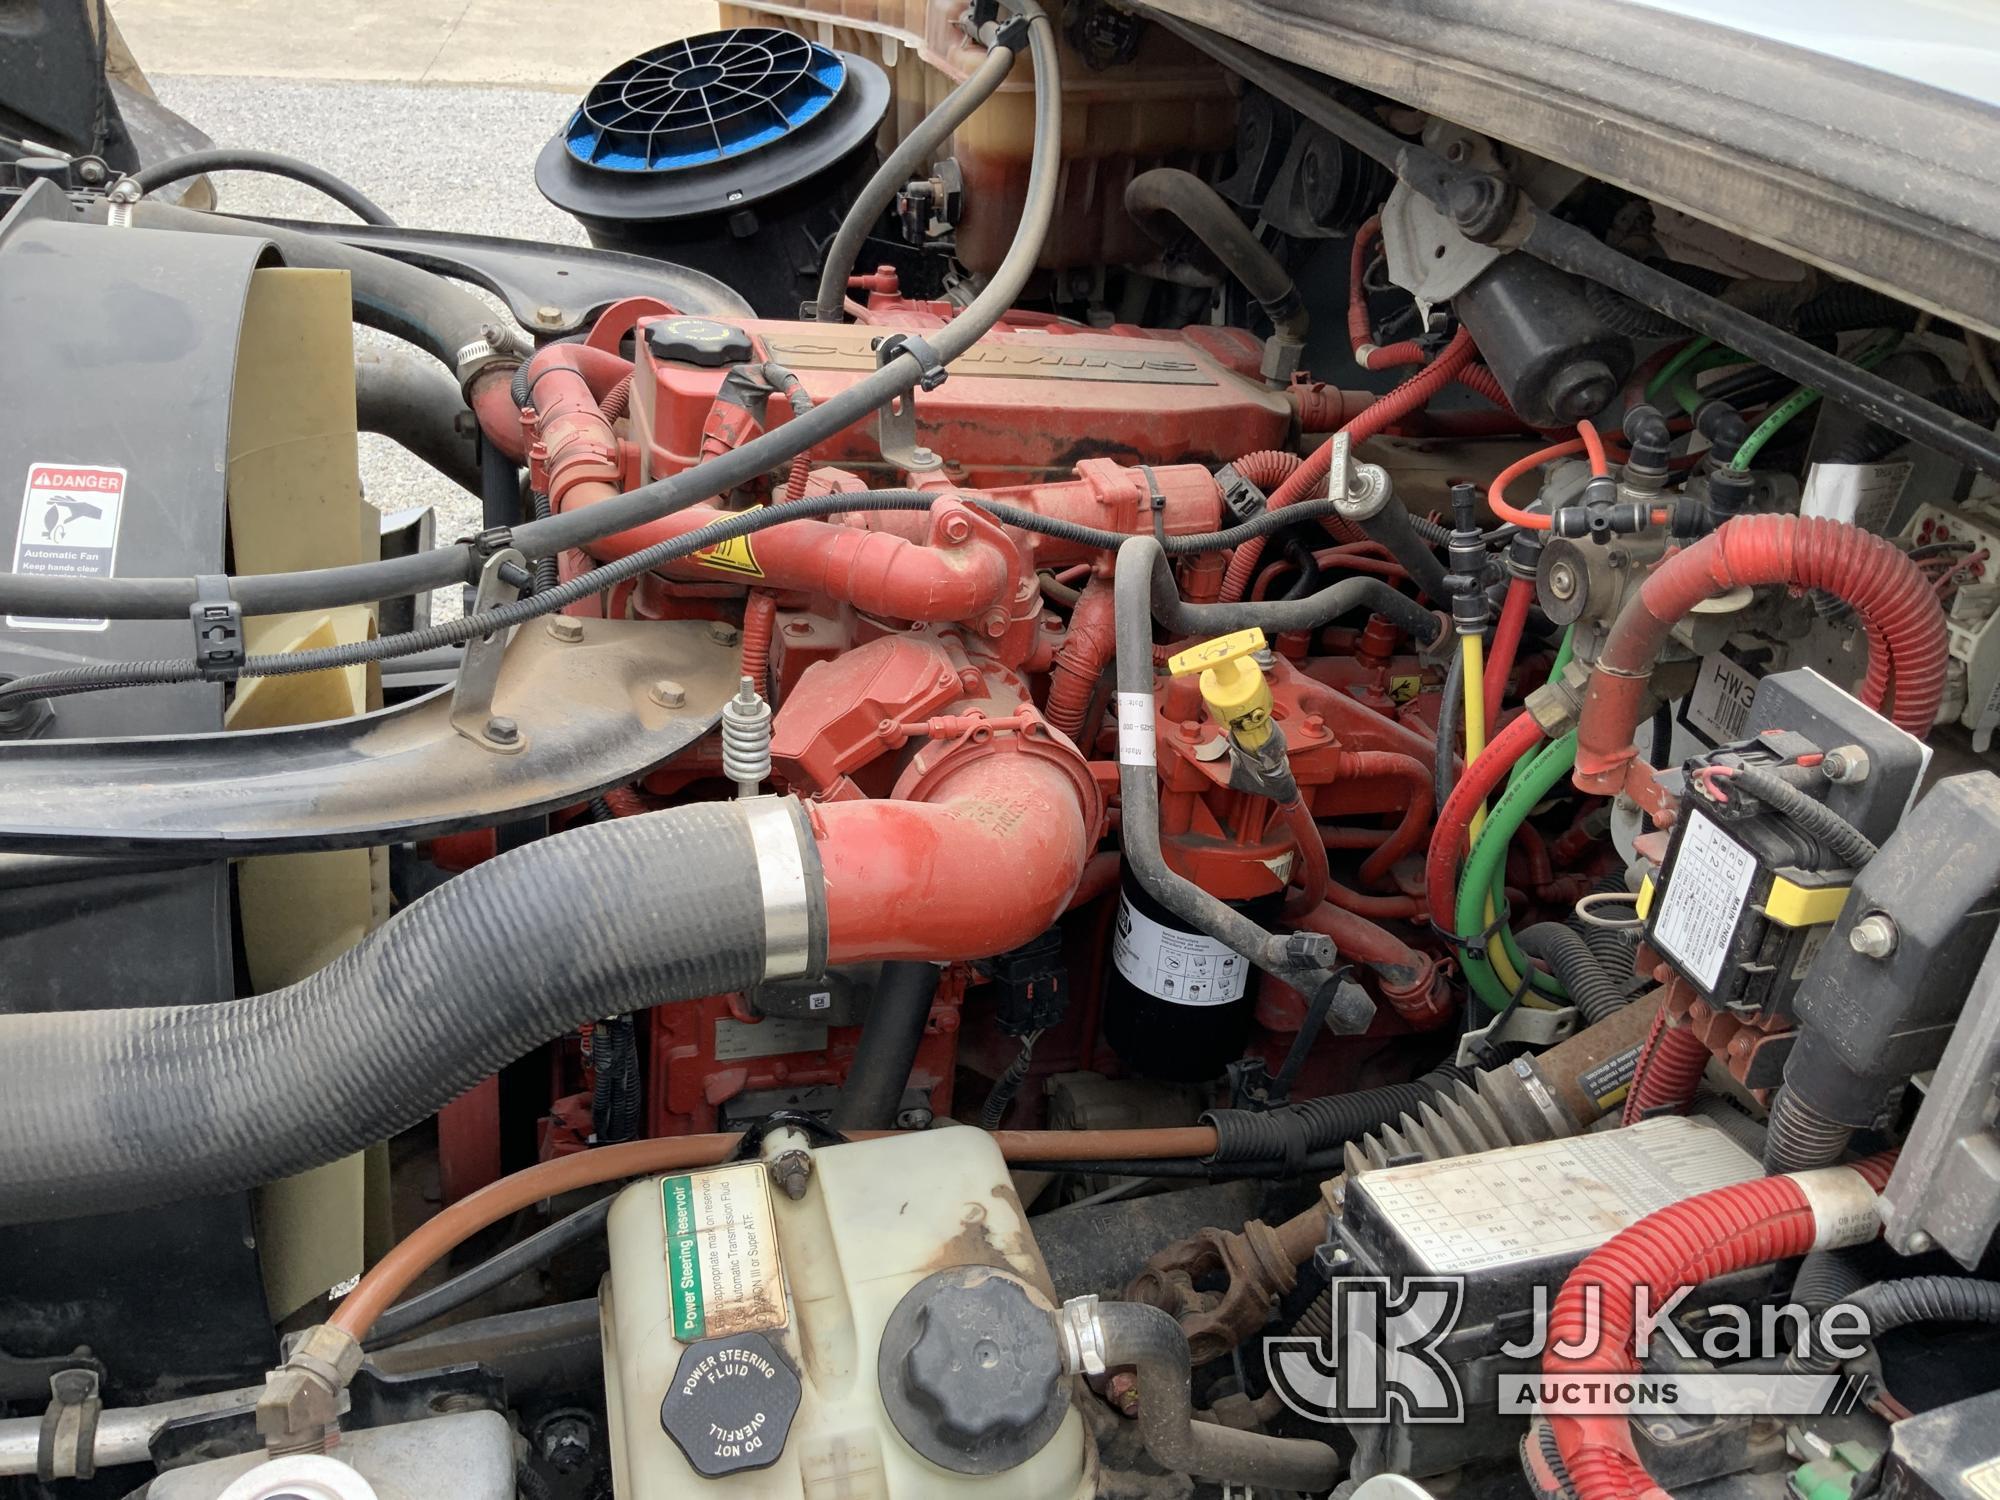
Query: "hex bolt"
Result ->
[[485, 716, 520, 746], [1905, 1230, 1934, 1254], [1849, 912, 1899, 960], [940, 513, 972, 544], [1821, 744, 1871, 784], [708, 621, 740, 646], [545, 616, 584, 643], [649, 679, 687, 708], [1547, 560, 1579, 601], [768, 1149, 814, 1201], [534, 304, 564, 327]]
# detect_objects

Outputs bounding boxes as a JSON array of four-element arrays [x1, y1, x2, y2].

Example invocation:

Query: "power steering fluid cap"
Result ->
[[659, 1331, 801, 1478], [878, 1266, 1068, 1475]]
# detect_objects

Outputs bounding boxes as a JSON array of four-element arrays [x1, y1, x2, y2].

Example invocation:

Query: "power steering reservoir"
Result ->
[[600, 1127, 1092, 1497]]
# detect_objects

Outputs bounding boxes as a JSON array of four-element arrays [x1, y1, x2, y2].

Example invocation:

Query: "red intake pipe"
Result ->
[[1548, 1154, 1897, 1500], [816, 749, 1096, 962], [1575, 515, 1947, 799], [587, 500, 1012, 624]]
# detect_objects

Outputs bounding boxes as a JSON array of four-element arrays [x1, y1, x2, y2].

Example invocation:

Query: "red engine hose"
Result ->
[[1295, 900, 1449, 1026], [1279, 795, 1331, 918], [1045, 575, 1117, 744], [1575, 515, 1948, 794], [1221, 328, 1481, 602], [599, 374, 634, 423], [1424, 709, 1548, 945], [1347, 217, 1425, 371], [1233, 449, 1304, 492], [1548, 1154, 1897, 1500], [1333, 749, 1435, 887], [1619, 997, 1710, 1124], [740, 591, 777, 692], [1483, 575, 1535, 724]]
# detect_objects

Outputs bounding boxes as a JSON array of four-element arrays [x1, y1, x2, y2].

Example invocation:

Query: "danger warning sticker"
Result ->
[[9, 463, 126, 631], [694, 507, 765, 578]]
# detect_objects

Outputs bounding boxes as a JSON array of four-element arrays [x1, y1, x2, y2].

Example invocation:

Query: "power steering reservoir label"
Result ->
[[7, 462, 126, 631], [661, 1162, 785, 1342], [1651, 809, 1758, 993], [1113, 892, 1249, 1005]]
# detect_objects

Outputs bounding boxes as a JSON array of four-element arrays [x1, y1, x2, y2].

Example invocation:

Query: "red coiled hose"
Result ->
[[740, 592, 777, 692], [1233, 449, 1304, 491], [1045, 575, 1117, 743], [1548, 1154, 1897, 1500], [1575, 515, 1948, 793], [1424, 709, 1548, 946], [1619, 998, 1710, 1124], [1220, 329, 1481, 602]]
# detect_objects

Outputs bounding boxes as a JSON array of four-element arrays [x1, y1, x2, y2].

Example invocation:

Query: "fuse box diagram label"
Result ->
[[8, 463, 126, 631], [1651, 810, 1758, 992], [662, 1161, 785, 1341]]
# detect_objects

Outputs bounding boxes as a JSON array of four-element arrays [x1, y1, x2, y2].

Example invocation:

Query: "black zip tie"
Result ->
[[1141, 464, 1170, 547]]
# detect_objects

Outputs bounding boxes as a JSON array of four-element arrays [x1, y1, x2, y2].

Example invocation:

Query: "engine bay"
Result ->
[[5, 4, 2000, 1498]]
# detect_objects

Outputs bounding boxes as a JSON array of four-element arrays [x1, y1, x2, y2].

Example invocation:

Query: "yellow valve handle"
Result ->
[[1166, 628, 1274, 750]]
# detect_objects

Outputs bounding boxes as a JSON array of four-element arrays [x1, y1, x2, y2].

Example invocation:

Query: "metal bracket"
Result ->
[[37, 1368, 102, 1482], [876, 388, 943, 474], [1454, 1003, 1578, 1067], [450, 547, 527, 752]]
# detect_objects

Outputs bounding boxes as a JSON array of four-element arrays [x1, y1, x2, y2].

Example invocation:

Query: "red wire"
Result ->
[[1423, 711, 1549, 939], [1483, 575, 1535, 723]]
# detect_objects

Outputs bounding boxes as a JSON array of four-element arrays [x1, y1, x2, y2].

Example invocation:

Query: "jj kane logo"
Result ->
[[1264, 1277, 1876, 1425]]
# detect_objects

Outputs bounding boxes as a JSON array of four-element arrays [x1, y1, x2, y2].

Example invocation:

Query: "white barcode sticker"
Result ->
[[1651, 810, 1757, 993], [1116, 691, 1156, 766]]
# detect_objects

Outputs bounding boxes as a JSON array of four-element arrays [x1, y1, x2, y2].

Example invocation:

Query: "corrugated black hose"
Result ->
[[0, 800, 820, 1226]]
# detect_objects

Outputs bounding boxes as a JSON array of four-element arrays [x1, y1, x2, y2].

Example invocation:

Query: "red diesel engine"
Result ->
[[435, 290, 1466, 1194]]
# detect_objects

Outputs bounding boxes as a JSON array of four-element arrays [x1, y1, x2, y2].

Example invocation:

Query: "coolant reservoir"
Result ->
[[601, 1127, 1093, 1497]]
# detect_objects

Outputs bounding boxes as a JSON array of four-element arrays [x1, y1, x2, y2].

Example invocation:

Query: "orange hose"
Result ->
[[331, 1124, 1225, 1340], [1578, 417, 1610, 478]]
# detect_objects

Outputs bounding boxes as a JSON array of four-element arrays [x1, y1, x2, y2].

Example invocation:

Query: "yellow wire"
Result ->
[[1459, 630, 1530, 995], [1460, 632, 1488, 841]]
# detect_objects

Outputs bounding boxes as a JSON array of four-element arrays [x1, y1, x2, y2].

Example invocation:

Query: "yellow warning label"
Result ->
[[1389, 674, 1422, 705], [694, 506, 765, 578]]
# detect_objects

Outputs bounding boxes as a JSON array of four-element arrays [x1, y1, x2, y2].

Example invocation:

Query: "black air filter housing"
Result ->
[[536, 27, 890, 318]]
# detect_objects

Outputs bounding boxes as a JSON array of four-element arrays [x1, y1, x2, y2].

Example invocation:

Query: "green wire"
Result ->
[[1668, 347, 1749, 417], [1734, 339, 1901, 468], [1645, 336, 1713, 405], [1458, 733, 1579, 1012], [1455, 628, 1577, 1013]]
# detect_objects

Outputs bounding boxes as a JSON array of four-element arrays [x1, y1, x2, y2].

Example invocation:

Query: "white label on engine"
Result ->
[[1682, 650, 1758, 746], [1354, 1117, 1762, 1273], [714, 1016, 828, 1061], [1800, 460, 1912, 532], [1651, 809, 1758, 993], [1112, 892, 1249, 1005], [1116, 691, 1156, 766], [7, 462, 126, 631]]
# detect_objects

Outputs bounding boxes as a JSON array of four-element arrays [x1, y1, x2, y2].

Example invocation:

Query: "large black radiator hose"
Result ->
[[0, 801, 823, 1225]]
